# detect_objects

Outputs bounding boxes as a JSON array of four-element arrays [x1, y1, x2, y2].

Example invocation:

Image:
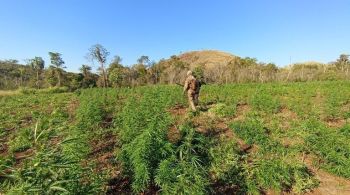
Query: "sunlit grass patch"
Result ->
[[0, 90, 19, 97]]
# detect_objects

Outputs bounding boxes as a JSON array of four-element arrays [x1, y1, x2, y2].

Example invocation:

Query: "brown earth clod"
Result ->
[[14, 148, 34, 162]]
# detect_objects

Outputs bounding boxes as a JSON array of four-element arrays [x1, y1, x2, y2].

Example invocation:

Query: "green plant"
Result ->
[[2, 81, 350, 194], [8, 127, 32, 153], [18, 87, 37, 95], [250, 89, 281, 114], [243, 158, 318, 194], [208, 139, 245, 192], [230, 116, 318, 193], [117, 89, 178, 193], [155, 124, 211, 195], [209, 103, 236, 117], [304, 119, 350, 178], [76, 99, 104, 129], [2, 146, 101, 194]]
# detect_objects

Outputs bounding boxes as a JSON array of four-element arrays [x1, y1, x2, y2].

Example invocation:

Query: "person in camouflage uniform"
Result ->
[[193, 76, 202, 107], [183, 70, 200, 111]]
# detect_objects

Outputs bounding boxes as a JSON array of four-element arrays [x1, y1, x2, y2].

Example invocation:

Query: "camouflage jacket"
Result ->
[[183, 75, 197, 93]]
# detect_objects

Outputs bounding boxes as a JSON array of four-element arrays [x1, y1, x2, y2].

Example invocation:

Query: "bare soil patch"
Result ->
[[304, 155, 350, 195], [14, 148, 34, 162], [279, 136, 304, 148], [278, 107, 298, 119], [169, 102, 255, 153], [87, 132, 125, 194], [167, 125, 181, 143], [101, 115, 114, 129], [106, 176, 132, 195], [325, 118, 347, 128], [233, 103, 251, 122], [67, 99, 79, 120], [210, 181, 240, 195], [89, 133, 116, 167], [308, 170, 350, 195], [49, 136, 62, 146], [19, 116, 33, 126], [0, 126, 17, 157], [106, 176, 160, 195], [168, 104, 187, 116], [0, 139, 8, 157], [167, 104, 187, 143], [276, 106, 299, 129]]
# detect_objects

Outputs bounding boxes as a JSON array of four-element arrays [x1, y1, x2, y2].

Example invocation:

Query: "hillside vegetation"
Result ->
[[1, 47, 349, 90], [1, 81, 350, 194], [177, 50, 236, 69]]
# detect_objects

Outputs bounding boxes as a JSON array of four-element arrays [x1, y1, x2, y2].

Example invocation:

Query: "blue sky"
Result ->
[[0, 0, 349, 72]]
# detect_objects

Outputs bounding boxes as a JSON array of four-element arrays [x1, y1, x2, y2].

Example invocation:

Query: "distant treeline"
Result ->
[[0, 44, 349, 90]]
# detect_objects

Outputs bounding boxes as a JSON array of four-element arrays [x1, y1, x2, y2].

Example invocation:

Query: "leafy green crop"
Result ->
[[117, 87, 183, 193], [155, 123, 211, 195], [1, 81, 350, 194], [304, 119, 350, 178], [250, 88, 281, 114], [230, 116, 318, 193]]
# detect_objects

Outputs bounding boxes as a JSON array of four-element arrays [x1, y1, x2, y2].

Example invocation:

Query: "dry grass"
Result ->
[[178, 50, 237, 69], [0, 90, 19, 96]]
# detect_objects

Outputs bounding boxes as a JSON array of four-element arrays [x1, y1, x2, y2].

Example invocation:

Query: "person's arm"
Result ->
[[183, 78, 189, 93]]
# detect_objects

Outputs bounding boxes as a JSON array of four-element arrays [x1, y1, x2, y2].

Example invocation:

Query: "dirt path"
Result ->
[[303, 155, 350, 195], [168, 103, 252, 152], [309, 169, 350, 195], [167, 104, 187, 143]]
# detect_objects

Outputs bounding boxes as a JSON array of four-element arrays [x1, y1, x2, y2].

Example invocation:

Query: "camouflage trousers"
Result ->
[[187, 90, 199, 111]]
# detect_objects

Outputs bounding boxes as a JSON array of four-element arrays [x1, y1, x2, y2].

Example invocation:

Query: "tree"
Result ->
[[224, 57, 259, 83], [148, 61, 162, 84], [28, 57, 45, 88], [132, 63, 148, 86], [137, 55, 150, 66], [336, 54, 350, 76], [108, 56, 126, 87], [193, 66, 204, 81], [112, 55, 122, 66], [259, 63, 278, 82], [108, 67, 125, 87], [18, 67, 25, 87], [68, 73, 83, 90], [79, 65, 92, 78], [79, 64, 96, 88], [48, 52, 65, 87], [2, 59, 18, 64], [88, 44, 110, 88], [46, 66, 58, 87]]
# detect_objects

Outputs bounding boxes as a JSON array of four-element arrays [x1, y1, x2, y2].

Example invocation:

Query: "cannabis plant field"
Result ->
[[1, 81, 350, 194]]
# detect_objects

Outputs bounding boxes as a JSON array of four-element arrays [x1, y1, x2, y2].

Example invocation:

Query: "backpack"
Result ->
[[189, 78, 197, 91]]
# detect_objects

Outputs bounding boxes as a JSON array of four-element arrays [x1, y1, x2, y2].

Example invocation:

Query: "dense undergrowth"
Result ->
[[230, 117, 318, 193], [304, 119, 350, 178], [0, 90, 108, 193], [1, 81, 350, 194]]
